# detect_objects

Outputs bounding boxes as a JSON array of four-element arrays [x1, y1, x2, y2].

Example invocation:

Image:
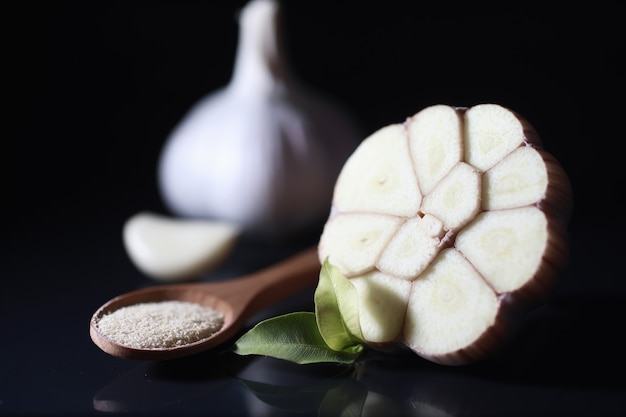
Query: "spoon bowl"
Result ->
[[90, 247, 320, 360]]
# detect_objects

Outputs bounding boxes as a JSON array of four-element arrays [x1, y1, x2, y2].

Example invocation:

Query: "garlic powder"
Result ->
[[96, 300, 225, 349]]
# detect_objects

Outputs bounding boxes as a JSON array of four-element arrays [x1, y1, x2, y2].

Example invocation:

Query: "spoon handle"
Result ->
[[222, 246, 321, 320], [195, 246, 321, 324], [244, 247, 320, 314]]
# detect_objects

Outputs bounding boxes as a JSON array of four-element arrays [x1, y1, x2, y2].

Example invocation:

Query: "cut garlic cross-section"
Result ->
[[318, 103, 572, 365]]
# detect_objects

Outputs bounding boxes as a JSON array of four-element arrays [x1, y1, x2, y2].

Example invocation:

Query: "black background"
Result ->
[[3, 2, 625, 416], [6, 3, 624, 236]]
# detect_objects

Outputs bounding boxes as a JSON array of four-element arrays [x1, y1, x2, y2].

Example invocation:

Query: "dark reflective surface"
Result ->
[[4, 3, 624, 416], [3, 222, 624, 417]]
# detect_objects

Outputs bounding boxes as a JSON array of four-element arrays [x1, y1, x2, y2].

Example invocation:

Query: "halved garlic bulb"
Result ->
[[319, 104, 572, 365]]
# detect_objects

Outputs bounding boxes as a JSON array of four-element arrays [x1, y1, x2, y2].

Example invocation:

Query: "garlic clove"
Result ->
[[157, 0, 361, 240], [123, 212, 240, 281]]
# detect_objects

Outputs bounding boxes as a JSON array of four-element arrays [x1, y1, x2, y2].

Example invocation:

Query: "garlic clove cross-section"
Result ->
[[123, 212, 240, 282], [158, 0, 361, 240], [318, 103, 572, 365]]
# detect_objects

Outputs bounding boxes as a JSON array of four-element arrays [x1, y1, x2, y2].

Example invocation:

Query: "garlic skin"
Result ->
[[158, 0, 361, 240]]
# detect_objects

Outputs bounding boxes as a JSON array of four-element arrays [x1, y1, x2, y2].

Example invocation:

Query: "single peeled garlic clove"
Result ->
[[123, 212, 240, 281]]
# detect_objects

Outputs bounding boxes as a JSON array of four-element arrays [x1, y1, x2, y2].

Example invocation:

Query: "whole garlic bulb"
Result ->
[[158, 0, 361, 240]]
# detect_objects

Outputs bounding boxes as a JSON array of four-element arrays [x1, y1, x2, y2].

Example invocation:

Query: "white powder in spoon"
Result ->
[[96, 300, 225, 349]]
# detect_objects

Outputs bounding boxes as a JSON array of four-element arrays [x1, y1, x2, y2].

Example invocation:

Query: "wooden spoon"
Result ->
[[90, 246, 320, 360]]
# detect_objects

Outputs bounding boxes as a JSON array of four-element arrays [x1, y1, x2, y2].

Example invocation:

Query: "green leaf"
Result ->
[[233, 312, 360, 364], [314, 259, 364, 351]]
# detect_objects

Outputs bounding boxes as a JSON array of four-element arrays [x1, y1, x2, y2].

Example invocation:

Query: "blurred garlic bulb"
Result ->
[[158, 0, 361, 240]]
